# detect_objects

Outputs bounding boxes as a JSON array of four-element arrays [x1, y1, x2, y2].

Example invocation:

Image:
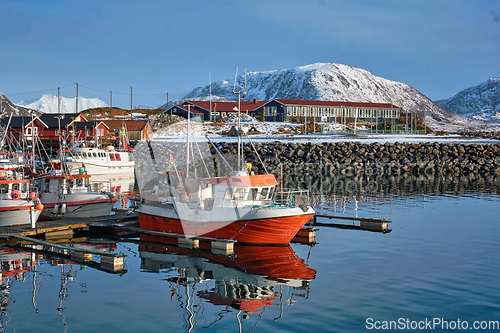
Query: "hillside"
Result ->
[[180, 63, 483, 131], [80, 107, 163, 120], [435, 76, 500, 121]]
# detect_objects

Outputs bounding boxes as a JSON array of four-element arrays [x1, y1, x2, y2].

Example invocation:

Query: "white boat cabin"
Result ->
[[41, 174, 92, 195], [0, 179, 32, 200], [70, 146, 133, 163], [183, 174, 278, 209]]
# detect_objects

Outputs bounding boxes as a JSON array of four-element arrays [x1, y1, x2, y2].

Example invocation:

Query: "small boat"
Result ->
[[65, 146, 134, 175], [138, 170, 315, 244], [0, 175, 43, 227], [38, 170, 117, 219]]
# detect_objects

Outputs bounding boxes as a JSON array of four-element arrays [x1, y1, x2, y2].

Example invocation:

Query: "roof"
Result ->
[[72, 121, 101, 129], [184, 100, 268, 112], [271, 99, 400, 109], [39, 113, 80, 128], [0, 116, 48, 128], [100, 120, 148, 132], [167, 105, 204, 115]]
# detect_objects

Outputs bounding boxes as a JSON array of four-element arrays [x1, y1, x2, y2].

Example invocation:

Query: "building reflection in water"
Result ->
[[139, 234, 316, 331]]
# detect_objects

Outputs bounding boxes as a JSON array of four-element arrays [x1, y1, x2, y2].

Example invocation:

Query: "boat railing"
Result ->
[[89, 181, 112, 194], [274, 189, 311, 208]]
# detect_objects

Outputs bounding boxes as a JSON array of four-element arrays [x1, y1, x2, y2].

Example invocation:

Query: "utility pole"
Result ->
[[110, 91, 112, 108], [130, 86, 133, 111], [75, 82, 79, 113], [58, 86, 61, 114], [209, 72, 212, 122]]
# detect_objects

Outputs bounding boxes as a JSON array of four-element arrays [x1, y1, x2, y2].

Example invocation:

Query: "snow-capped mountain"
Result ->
[[434, 76, 500, 121], [182, 62, 482, 130], [17, 94, 108, 113]]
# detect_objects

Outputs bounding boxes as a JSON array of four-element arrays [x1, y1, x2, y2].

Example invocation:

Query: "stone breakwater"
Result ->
[[215, 141, 500, 176]]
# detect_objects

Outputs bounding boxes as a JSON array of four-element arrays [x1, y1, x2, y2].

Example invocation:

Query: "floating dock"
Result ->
[[314, 213, 391, 233]]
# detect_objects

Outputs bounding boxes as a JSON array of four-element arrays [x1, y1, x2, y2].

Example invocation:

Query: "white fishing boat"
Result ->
[[0, 176, 43, 227], [38, 170, 117, 219], [65, 146, 134, 175]]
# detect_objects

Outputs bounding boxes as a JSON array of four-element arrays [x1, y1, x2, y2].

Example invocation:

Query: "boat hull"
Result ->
[[138, 208, 315, 244], [0, 201, 40, 226]]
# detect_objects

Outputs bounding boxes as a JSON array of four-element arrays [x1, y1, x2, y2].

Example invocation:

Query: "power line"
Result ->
[[5, 84, 167, 97]]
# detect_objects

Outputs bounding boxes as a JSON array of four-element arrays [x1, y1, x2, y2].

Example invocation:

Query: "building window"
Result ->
[[264, 107, 276, 116], [26, 127, 38, 137]]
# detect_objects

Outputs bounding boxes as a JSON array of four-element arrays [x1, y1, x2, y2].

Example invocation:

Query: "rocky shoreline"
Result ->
[[215, 141, 500, 176]]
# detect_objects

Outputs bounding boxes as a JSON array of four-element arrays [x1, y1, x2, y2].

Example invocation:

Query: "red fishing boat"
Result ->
[[136, 74, 314, 244]]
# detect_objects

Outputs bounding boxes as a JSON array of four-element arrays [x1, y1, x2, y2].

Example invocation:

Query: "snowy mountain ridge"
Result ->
[[17, 94, 108, 114], [182, 62, 481, 130], [434, 76, 500, 122]]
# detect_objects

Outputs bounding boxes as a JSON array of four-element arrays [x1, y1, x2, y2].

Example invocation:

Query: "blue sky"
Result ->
[[1, 0, 499, 109]]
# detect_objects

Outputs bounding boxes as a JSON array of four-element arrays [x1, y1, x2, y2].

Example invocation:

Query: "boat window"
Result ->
[[224, 187, 233, 200], [84, 178, 89, 187], [92, 153, 97, 158], [115, 153, 121, 161], [0, 184, 8, 193], [260, 187, 269, 200], [21, 183, 27, 192], [82, 152, 88, 158], [65, 179, 73, 187], [76, 178, 83, 187], [249, 188, 258, 200], [268, 186, 275, 198], [110, 154, 115, 161], [12, 184, 19, 191], [233, 188, 245, 200], [58, 179, 64, 189]]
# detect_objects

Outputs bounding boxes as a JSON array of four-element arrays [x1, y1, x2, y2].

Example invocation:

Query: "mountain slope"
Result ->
[[435, 76, 500, 121], [17, 94, 108, 113], [182, 62, 480, 130]]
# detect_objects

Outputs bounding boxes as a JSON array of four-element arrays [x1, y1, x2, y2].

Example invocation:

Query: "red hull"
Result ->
[[138, 212, 315, 244]]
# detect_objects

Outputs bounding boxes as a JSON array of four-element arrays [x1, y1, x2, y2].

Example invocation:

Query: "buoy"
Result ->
[[53, 204, 60, 214], [36, 203, 44, 211], [111, 197, 118, 203], [29, 192, 37, 200], [11, 190, 21, 200], [60, 202, 67, 214]]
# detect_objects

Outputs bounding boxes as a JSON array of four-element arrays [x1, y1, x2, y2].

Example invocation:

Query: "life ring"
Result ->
[[11, 190, 21, 200]]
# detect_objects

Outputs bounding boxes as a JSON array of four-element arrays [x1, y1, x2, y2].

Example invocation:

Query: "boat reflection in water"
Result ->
[[139, 234, 315, 329]]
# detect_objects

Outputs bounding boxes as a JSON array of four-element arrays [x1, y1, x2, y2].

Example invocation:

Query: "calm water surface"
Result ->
[[1, 174, 499, 332]]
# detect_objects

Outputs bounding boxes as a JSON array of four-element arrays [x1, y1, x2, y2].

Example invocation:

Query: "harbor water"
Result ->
[[1, 173, 499, 332]]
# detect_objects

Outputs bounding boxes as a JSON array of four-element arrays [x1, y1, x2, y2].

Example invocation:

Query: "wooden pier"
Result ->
[[0, 213, 138, 240]]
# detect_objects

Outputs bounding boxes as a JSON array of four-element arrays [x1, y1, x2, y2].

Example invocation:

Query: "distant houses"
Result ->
[[1, 113, 152, 149], [164, 99, 401, 123]]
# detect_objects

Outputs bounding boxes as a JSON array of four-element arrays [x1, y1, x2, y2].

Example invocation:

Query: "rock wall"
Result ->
[[215, 141, 500, 176]]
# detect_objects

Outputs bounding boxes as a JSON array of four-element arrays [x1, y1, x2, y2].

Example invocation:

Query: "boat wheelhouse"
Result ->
[[39, 172, 116, 218], [0, 178, 43, 227], [65, 146, 134, 175]]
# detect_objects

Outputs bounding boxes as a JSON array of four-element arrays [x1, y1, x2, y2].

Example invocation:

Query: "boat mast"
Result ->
[[233, 67, 247, 172], [186, 104, 191, 177]]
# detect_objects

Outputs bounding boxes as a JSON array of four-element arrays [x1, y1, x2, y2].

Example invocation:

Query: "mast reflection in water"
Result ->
[[139, 234, 315, 331]]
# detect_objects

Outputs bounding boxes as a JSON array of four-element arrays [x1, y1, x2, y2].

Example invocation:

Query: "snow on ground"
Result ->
[[153, 121, 500, 145]]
